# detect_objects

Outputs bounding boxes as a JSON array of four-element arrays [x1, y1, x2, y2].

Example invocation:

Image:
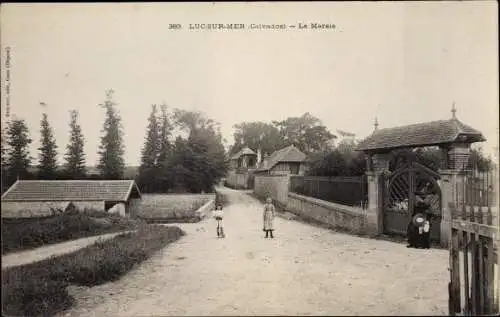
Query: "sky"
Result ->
[[1, 2, 498, 166]]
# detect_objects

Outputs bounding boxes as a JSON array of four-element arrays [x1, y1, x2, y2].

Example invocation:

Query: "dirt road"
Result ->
[[60, 187, 449, 316]]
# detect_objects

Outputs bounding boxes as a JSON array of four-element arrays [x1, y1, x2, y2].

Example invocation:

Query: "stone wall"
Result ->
[[226, 172, 250, 189], [254, 175, 290, 206], [194, 197, 216, 220], [1, 201, 105, 218], [286, 192, 368, 234]]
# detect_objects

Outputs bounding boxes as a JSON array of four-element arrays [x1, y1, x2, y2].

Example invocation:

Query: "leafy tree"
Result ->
[[272, 112, 335, 154], [467, 146, 493, 172], [1, 124, 9, 192], [231, 122, 281, 156], [168, 109, 228, 193], [97, 89, 125, 179], [37, 113, 58, 179], [307, 149, 348, 177], [5, 119, 32, 184], [63, 110, 87, 179]]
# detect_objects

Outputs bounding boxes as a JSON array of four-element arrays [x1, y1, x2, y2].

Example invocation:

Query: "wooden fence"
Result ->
[[449, 168, 499, 316]]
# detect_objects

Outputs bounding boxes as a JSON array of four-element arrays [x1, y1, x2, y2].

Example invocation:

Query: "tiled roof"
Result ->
[[1, 180, 141, 202], [256, 145, 307, 171], [356, 118, 485, 152], [231, 146, 257, 160]]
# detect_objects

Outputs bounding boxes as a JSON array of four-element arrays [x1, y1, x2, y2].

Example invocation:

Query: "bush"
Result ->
[[2, 225, 184, 317], [1, 211, 143, 255]]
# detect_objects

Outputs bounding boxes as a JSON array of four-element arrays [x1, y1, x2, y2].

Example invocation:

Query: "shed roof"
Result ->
[[1, 180, 141, 202], [230, 146, 257, 160], [356, 118, 485, 152], [256, 145, 306, 172]]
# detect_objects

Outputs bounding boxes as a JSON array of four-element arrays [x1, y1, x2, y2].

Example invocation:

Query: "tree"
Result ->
[[5, 119, 32, 184], [168, 109, 228, 193], [272, 112, 336, 154], [63, 110, 87, 179], [307, 149, 347, 177], [157, 103, 174, 167], [97, 89, 125, 179], [1, 123, 9, 192], [37, 113, 58, 179], [139, 104, 160, 170], [137, 104, 161, 192], [231, 121, 282, 156], [468, 146, 493, 172]]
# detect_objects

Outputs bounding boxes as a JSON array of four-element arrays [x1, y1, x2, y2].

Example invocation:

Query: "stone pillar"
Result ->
[[439, 143, 471, 248], [365, 153, 390, 236]]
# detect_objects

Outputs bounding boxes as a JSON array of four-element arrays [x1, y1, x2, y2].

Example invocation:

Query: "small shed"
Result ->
[[1, 180, 142, 218], [254, 145, 307, 175]]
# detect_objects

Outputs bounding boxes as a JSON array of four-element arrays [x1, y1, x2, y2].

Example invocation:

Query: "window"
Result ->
[[289, 163, 300, 175]]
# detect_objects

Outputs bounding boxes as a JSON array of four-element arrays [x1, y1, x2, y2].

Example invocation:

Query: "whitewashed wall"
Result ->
[[254, 175, 290, 206], [1, 201, 105, 218]]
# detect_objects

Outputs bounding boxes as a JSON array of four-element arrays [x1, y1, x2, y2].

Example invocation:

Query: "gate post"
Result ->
[[365, 153, 390, 236], [439, 143, 471, 248]]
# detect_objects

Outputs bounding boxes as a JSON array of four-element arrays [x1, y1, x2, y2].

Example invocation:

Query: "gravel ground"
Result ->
[[57, 187, 449, 316]]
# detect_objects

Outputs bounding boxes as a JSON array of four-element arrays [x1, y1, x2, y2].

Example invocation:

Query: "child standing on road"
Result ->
[[213, 204, 225, 238], [263, 197, 276, 239]]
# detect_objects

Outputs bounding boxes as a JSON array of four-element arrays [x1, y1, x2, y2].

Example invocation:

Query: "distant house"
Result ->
[[229, 147, 258, 171], [1, 180, 142, 218], [254, 144, 307, 176], [226, 147, 258, 189]]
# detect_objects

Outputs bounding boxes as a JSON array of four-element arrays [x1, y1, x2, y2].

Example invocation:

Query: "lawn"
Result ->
[[136, 193, 215, 223], [1, 210, 144, 255], [1, 225, 185, 317]]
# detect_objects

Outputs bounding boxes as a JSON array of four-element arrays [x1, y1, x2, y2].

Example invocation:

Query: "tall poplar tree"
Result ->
[[139, 104, 160, 170], [97, 89, 125, 179], [63, 110, 87, 179], [38, 112, 59, 179], [5, 119, 32, 184]]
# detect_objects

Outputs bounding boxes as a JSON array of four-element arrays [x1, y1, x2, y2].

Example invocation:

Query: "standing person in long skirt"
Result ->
[[263, 197, 276, 238]]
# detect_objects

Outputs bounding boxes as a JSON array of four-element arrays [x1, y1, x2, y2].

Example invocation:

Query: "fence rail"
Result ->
[[289, 175, 368, 208], [449, 167, 499, 316]]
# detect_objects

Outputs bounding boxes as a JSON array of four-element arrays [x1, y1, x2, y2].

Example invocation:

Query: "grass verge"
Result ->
[[135, 195, 211, 223], [1, 210, 144, 255], [1, 225, 185, 317]]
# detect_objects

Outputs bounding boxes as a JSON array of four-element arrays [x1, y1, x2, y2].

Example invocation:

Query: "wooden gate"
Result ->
[[449, 168, 499, 316], [383, 161, 442, 241]]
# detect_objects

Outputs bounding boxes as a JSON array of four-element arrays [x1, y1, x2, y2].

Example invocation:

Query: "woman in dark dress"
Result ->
[[407, 189, 432, 248]]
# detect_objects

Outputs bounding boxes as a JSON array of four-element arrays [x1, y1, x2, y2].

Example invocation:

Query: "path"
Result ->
[[2, 231, 132, 269], [59, 188, 449, 316]]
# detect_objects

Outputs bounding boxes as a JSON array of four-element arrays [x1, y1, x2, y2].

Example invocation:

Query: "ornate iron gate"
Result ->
[[384, 161, 442, 241]]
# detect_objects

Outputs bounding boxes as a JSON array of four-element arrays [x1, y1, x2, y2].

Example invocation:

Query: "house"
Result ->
[[229, 147, 258, 171], [1, 180, 142, 218], [225, 147, 259, 189], [254, 144, 307, 175]]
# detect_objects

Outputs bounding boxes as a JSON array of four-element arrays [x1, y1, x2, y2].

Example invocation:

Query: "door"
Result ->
[[384, 162, 442, 241]]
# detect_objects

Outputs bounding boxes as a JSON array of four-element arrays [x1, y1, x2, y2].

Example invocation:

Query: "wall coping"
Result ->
[[288, 192, 366, 217], [194, 197, 216, 219]]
